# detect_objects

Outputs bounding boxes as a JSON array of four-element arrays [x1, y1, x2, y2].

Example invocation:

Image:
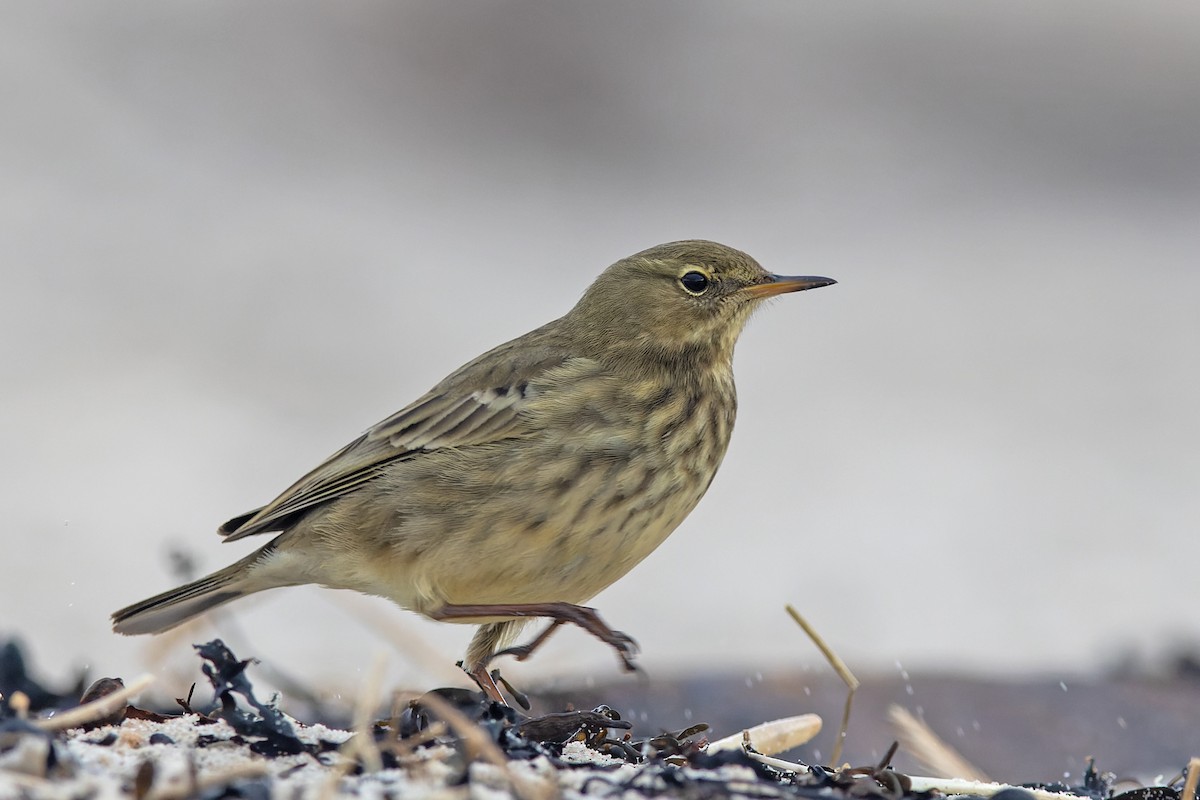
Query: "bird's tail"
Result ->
[[111, 542, 281, 635]]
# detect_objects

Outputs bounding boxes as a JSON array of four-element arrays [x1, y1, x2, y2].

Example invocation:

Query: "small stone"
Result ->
[[991, 789, 1038, 800], [78, 677, 127, 730]]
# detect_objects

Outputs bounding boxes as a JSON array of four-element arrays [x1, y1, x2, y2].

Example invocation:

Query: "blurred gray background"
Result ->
[[2, 0, 1198, 702]]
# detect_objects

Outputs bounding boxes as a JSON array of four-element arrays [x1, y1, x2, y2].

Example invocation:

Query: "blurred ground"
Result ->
[[536, 670, 1200, 783], [5, 635, 1197, 784], [2, 1, 1198, 692]]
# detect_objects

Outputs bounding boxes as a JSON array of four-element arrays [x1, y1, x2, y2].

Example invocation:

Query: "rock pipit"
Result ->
[[112, 240, 835, 701]]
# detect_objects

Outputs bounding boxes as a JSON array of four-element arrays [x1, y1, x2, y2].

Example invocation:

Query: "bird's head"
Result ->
[[566, 240, 836, 370]]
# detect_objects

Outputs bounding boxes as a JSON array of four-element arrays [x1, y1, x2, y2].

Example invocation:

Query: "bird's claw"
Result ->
[[604, 630, 640, 672], [492, 641, 540, 664], [487, 608, 641, 674]]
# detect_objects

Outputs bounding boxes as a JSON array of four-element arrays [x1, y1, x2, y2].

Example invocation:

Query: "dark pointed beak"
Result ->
[[742, 274, 837, 299]]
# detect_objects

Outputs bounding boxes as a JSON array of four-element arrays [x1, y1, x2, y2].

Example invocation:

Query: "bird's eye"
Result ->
[[679, 271, 710, 295]]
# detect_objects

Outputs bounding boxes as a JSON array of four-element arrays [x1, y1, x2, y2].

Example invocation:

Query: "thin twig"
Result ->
[[326, 592, 464, 683], [316, 752, 358, 800], [740, 749, 817, 775], [347, 653, 388, 774], [385, 718, 449, 760], [887, 704, 989, 781], [747, 755, 1088, 800], [404, 690, 509, 770], [907, 775, 1089, 800], [403, 691, 554, 800], [786, 605, 858, 766], [1181, 757, 1200, 800]]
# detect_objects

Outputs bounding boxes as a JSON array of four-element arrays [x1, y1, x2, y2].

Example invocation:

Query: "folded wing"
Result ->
[[219, 336, 573, 542]]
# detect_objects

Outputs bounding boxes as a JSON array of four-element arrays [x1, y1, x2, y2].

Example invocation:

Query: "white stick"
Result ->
[[707, 714, 823, 756], [35, 674, 155, 732]]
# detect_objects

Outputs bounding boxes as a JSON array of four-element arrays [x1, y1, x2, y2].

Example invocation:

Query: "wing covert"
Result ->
[[219, 350, 561, 542]]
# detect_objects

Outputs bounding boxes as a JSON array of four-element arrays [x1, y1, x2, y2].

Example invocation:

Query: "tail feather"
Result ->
[[112, 543, 278, 635], [217, 507, 263, 536]]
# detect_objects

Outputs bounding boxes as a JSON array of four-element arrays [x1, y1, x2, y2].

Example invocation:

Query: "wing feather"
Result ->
[[219, 336, 570, 542]]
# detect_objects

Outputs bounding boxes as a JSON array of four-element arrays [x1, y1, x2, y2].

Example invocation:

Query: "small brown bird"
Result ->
[[112, 240, 835, 701]]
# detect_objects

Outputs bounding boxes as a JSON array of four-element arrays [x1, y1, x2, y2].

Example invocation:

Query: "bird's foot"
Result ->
[[436, 601, 642, 675]]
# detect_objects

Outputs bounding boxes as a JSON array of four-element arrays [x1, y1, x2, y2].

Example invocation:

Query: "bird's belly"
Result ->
[[408, 447, 719, 612], [432, 489, 703, 609], [326, 373, 736, 616]]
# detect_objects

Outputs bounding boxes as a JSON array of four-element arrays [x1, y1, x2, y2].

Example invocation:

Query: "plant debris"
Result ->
[[194, 639, 332, 757], [0, 638, 1195, 800]]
